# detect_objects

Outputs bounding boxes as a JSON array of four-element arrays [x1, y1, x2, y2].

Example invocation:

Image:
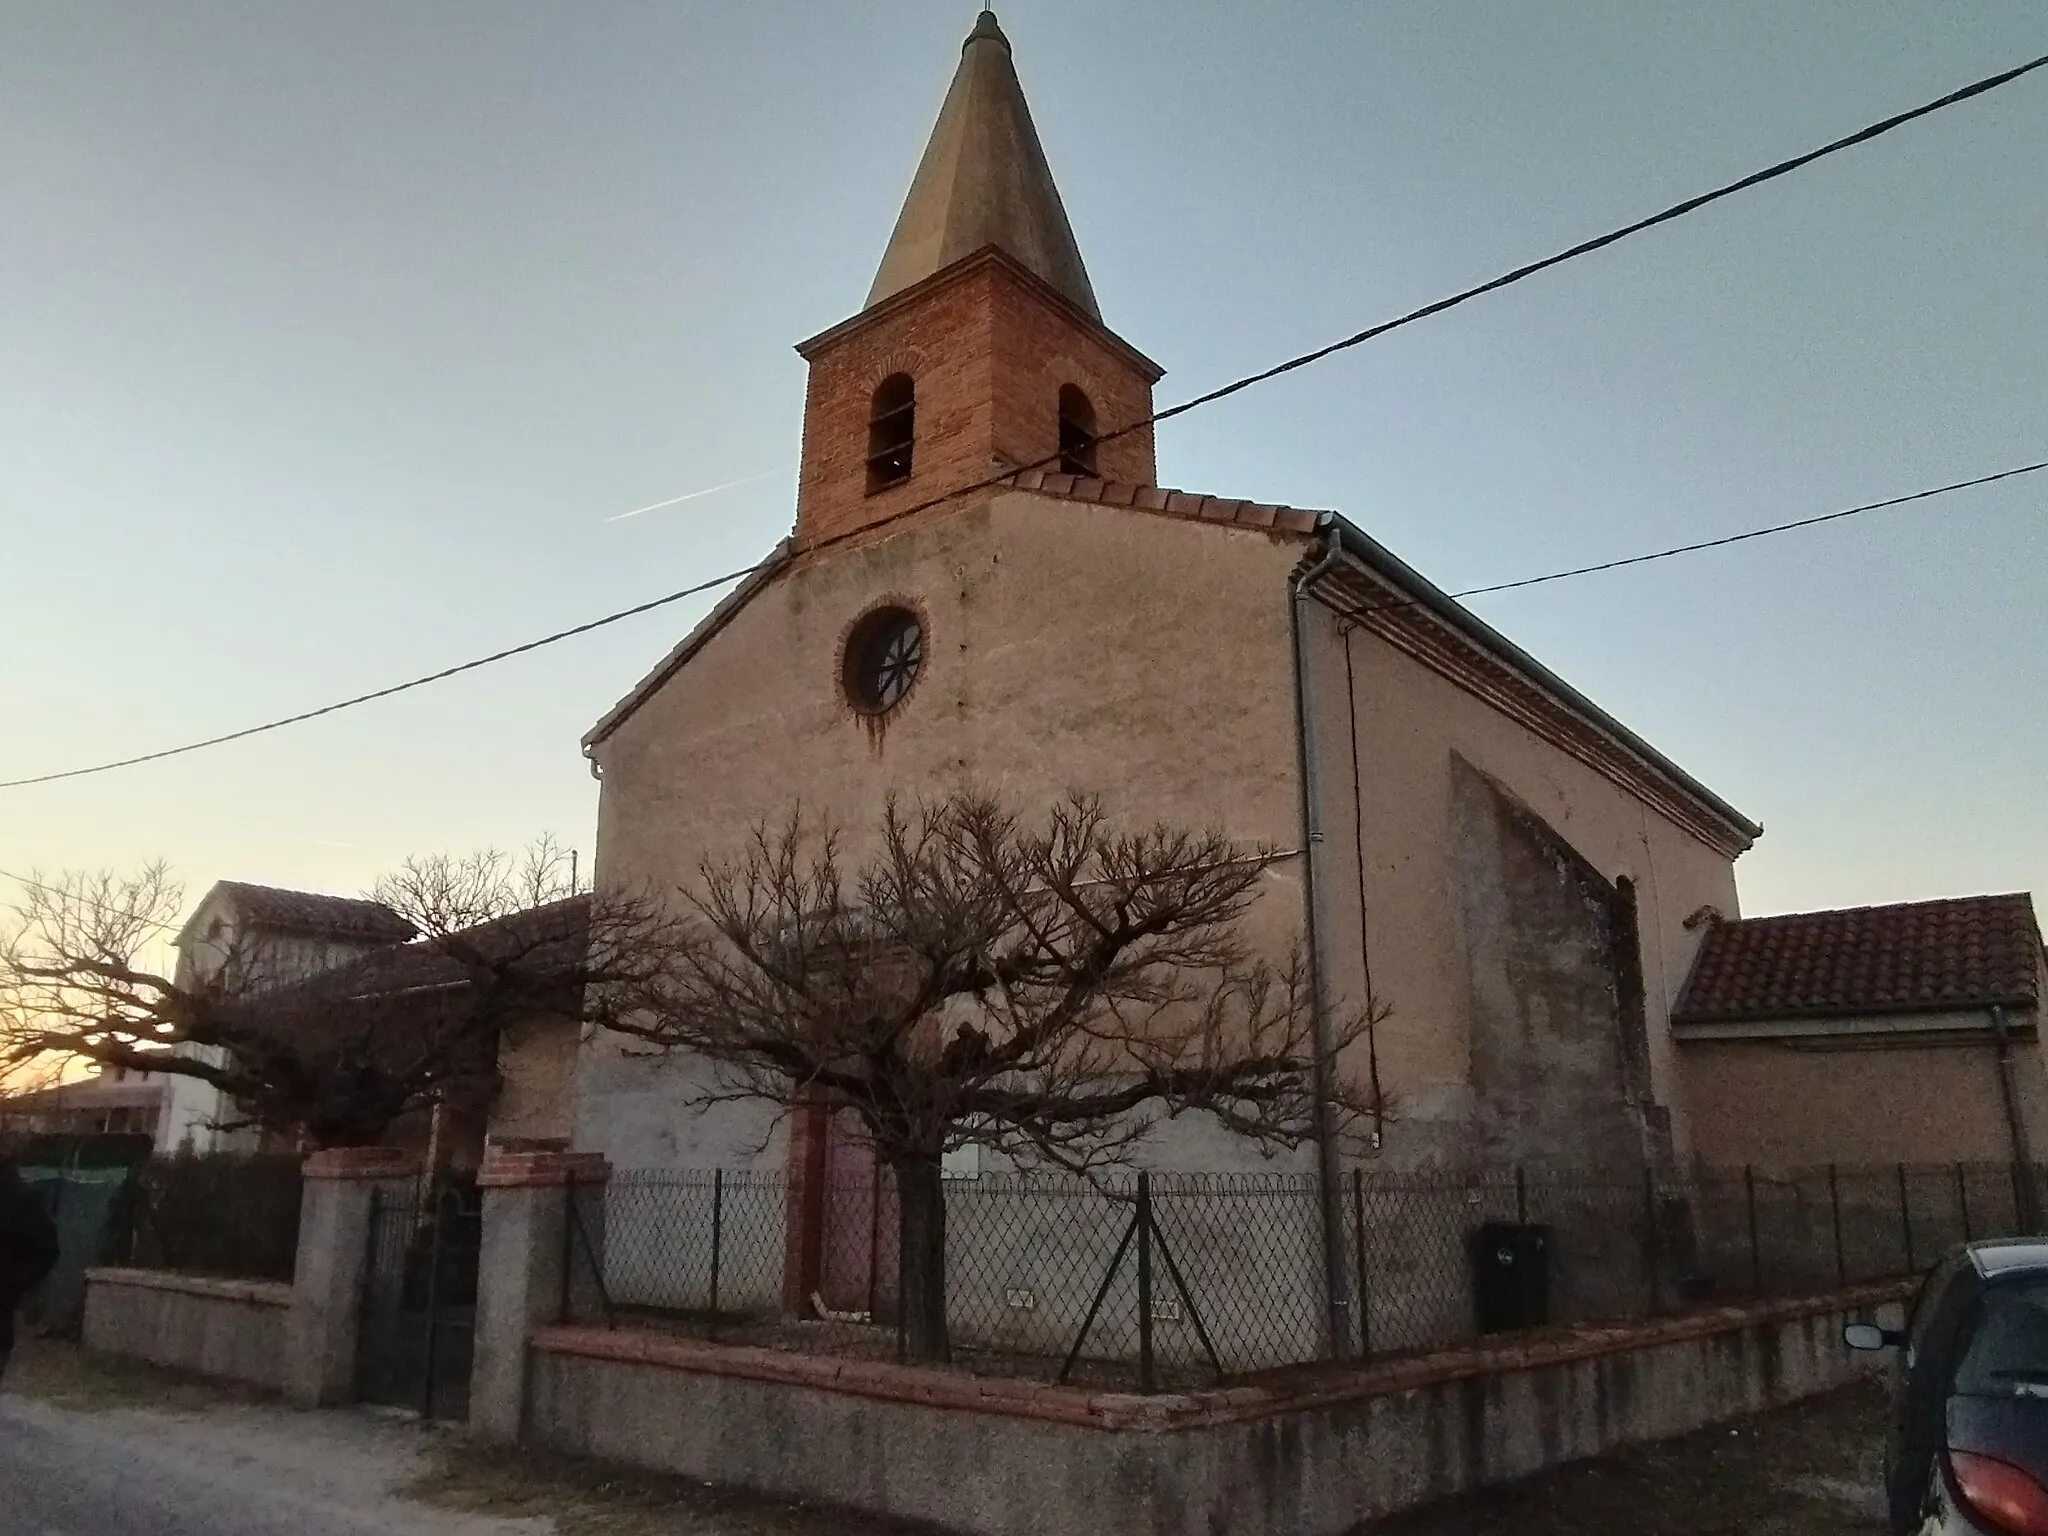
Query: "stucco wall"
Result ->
[[522, 1285, 1898, 1536], [81, 1268, 291, 1392], [583, 491, 1309, 1174], [493, 1013, 579, 1146], [1301, 599, 1743, 1166], [1679, 1022, 2048, 1170]]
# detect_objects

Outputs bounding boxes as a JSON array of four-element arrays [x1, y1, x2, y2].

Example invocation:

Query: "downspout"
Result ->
[[1990, 1005, 2043, 1229], [1290, 530, 1354, 1358]]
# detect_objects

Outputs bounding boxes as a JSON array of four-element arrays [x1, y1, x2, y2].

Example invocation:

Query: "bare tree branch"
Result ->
[[598, 790, 1391, 1361]]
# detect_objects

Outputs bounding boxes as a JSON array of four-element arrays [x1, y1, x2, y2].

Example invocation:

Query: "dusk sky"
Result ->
[[3, 1, 2043, 931]]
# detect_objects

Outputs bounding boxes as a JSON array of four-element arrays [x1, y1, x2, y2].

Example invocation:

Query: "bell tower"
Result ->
[[792, 11, 1163, 550]]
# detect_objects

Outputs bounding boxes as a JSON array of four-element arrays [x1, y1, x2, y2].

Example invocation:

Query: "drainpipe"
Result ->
[[1990, 1005, 2043, 1229], [1290, 530, 1355, 1358]]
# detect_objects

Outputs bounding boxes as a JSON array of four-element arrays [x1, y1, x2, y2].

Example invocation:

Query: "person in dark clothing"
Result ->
[[0, 1153, 61, 1383]]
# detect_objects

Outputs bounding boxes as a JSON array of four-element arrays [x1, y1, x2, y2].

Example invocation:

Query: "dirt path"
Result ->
[[0, 1343, 937, 1536], [3, 1341, 1888, 1535]]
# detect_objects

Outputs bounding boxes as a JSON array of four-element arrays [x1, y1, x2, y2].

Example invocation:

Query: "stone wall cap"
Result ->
[[479, 1150, 611, 1189], [531, 1278, 1914, 1434], [302, 1146, 420, 1181], [86, 1266, 294, 1308]]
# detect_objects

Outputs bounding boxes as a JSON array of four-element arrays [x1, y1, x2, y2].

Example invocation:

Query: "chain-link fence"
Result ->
[[563, 1160, 2045, 1392], [104, 1153, 304, 1283]]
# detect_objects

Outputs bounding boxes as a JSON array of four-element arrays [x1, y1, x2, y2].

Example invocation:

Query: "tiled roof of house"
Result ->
[[256, 894, 592, 1005], [215, 882, 418, 943], [1673, 893, 2044, 1024]]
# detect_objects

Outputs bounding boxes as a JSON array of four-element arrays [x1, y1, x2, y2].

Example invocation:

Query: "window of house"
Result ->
[[866, 373, 916, 492], [1057, 384, 1097, 476], [841, 604, 924, 715]]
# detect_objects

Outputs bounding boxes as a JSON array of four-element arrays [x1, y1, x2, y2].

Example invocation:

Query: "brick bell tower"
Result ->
[[792, 10, 1164, 551]]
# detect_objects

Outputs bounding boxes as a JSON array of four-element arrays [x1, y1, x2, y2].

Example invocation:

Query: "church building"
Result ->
[[571, 11, 1761, 1204]]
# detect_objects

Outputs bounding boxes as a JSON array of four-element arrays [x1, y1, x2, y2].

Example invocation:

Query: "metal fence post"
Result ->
[[1828, 1164, 1846, 1284], [1137, 1171, 1155, 1394], [709, 1168, 724, 1316], [866, 1162, 881, 1320], [1351, 1169, 1370, 1359], [558, 1179, 576, 1324], [1744, 1165, 1761, 1294], [1957, 1163, 1973, 1241], [420, 1184, 448, 1420], [1642, 1165, 1659, 1313], [1897, 1163, 1916, 1273]]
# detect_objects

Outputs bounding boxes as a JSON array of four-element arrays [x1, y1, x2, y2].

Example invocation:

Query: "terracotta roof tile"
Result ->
[[214, 882, 417, 943], [1673, 893, 2043, 1023], [1001, 475, 1328, 540]]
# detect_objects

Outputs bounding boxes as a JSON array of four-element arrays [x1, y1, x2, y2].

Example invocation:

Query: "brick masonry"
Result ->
[[477, 1149, 611, 1189], [794, 249, 1161, 551], [301, 1146, 420, 1181]]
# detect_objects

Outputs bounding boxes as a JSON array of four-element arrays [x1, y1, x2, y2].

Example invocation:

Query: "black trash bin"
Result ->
[[1470, 1221, 1551, 1334]]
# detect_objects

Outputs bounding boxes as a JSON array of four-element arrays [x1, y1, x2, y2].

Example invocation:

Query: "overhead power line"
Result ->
[[1445, 460, 2048, 601], [2, 50, 2042, 793], [830, 47, 2048, 550], [0, 867, 184, 934], [7, 459, 2037, 792], [0, 565, 764, 789]]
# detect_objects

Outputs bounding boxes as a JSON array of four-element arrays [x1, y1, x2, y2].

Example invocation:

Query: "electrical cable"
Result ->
[[3, 49, 2043, 791]]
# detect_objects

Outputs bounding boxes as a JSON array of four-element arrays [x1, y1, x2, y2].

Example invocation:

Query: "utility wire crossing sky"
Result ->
[[1, 46, 2042, 795], [2, 457, 2038, 793]]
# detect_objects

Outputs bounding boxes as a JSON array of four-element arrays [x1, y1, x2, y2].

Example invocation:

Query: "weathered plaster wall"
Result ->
[[492, 1012, 579, 1146], [584, 492, 1309, 1174], [1680, 1021, 2048, 1170], [1301, 600, 1743, 1166], [522, 1286, 1899, 1536], [1447, 757, 1650, 1169], [82, 1268, 290, 1392]]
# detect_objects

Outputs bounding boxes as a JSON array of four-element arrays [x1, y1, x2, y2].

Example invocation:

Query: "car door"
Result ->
[[1890, 1255, 1979, 1532], [1942, 1276, 2048, 1528]]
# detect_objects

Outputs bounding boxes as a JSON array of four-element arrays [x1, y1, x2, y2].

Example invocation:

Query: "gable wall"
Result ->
[[586, 492, 1310, 1172], [1300, 598, 1744, 1168]]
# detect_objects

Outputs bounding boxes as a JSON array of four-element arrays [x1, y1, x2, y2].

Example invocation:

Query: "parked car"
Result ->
[[1847, 1239, 2048, 1534]]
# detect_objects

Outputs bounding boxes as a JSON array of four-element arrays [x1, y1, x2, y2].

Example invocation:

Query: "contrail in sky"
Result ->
[[606, 467, 789, 522]]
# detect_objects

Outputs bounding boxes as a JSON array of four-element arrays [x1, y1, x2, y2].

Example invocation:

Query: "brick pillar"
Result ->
[[286, 1146, 419, 1409], [469, 1148, 609, 1443]]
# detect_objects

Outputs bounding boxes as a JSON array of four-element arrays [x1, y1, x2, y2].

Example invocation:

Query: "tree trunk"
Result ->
[[894, 1156, 949, 1364]]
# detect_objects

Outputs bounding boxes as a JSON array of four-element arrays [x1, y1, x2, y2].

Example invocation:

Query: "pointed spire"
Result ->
[[865, 11, 1100, 320]]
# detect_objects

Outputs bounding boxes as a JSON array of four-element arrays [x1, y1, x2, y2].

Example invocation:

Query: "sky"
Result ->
[[2, 0, 2044, 933]]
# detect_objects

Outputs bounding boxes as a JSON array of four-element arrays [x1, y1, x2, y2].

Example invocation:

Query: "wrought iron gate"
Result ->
[[356, 1180, 482, 1420]]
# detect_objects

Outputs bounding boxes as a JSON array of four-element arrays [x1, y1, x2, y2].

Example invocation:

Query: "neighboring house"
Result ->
[[1673, 893, 2048, 1171], [573, 10, 1761, 1199], [0, 1066, 170, 1139], [239, 893, 595, 1167], [153, 881, 418, 1154]]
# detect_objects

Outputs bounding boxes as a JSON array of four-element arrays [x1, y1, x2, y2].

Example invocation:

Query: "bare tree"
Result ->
[[0, 844, 668, 1149], [370, 835, 584, 938], [606, 791, 1387, 1363]]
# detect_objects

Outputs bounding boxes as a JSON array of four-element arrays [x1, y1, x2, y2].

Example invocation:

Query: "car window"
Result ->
[[1953, 1280, 2048, 1397], [1910, 1253, 1972, 1357]]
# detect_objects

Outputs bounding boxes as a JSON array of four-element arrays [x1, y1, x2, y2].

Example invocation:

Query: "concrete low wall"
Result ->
[[82, 1267, 292, 1394], [524, 1280, 1911, 1535]]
